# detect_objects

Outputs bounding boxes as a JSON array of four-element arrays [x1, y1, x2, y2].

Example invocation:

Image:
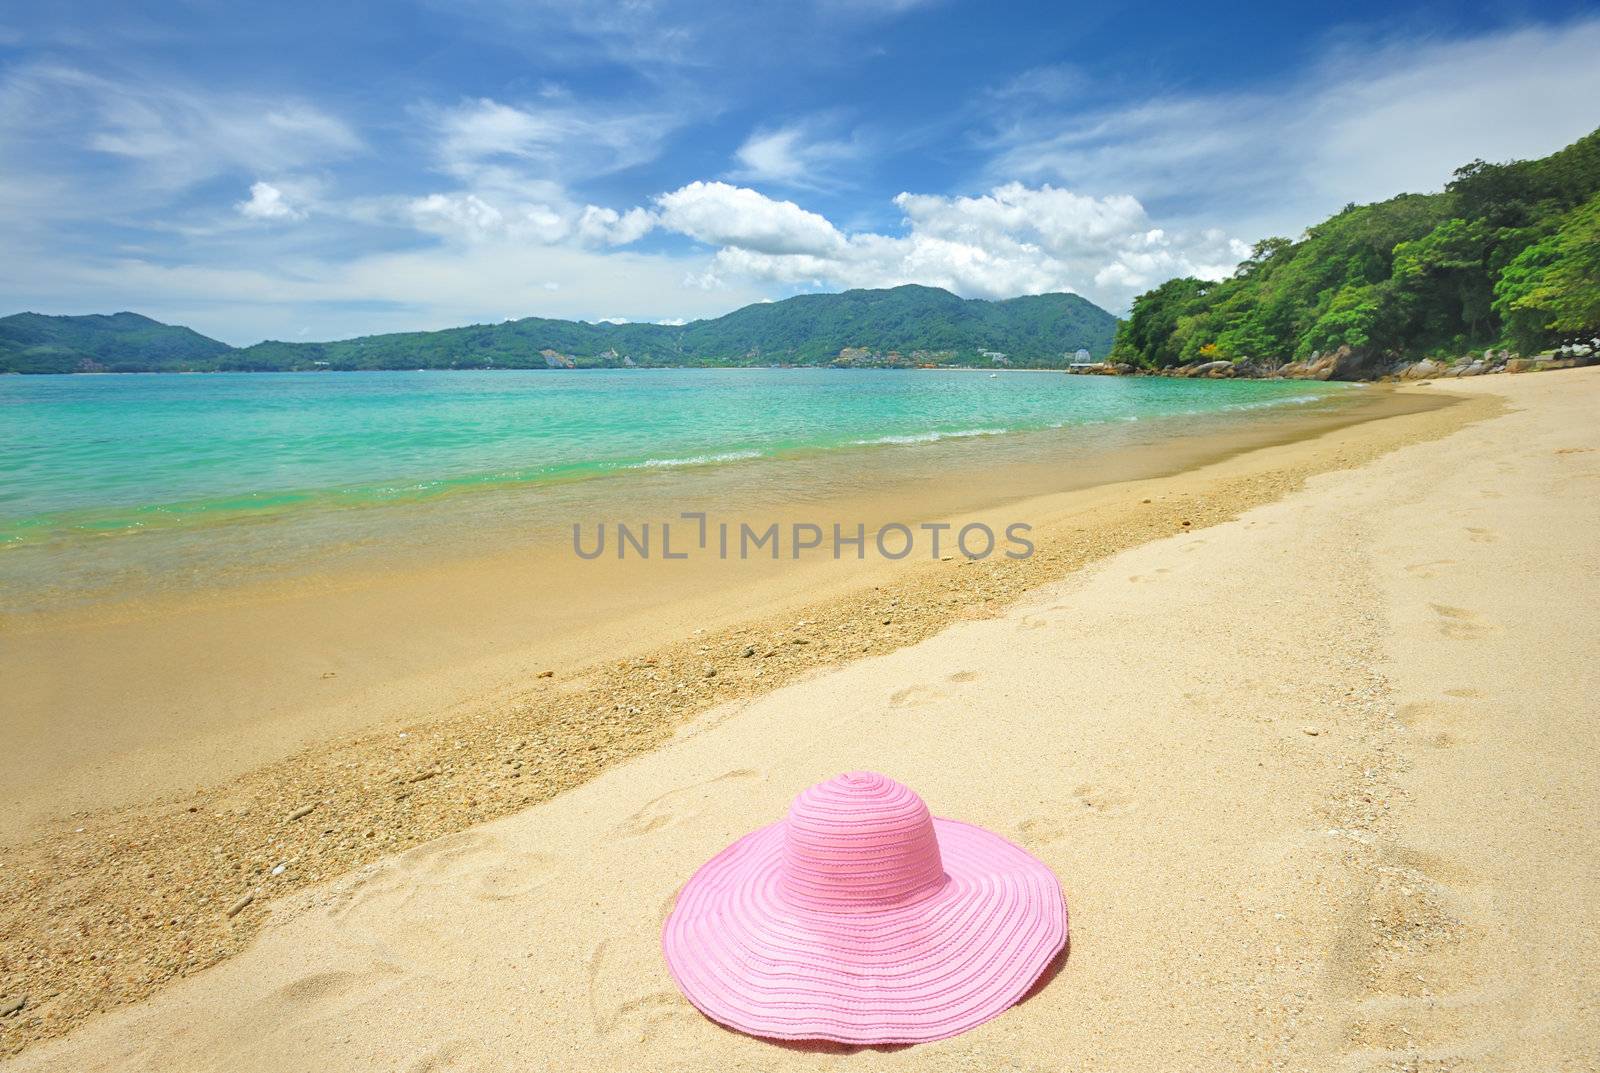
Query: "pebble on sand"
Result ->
[[0, 995, 26, 1017], [1302, 726, 1322, 736], [286, 804, 316, 822], [225, 894, 254, 918]]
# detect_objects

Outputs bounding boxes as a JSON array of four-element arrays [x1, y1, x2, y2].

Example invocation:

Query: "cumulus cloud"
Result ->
[[656, 181, 845, 256], [236, 181, 306, 221], [401, 191, 654, 248], [393, 96, 670, 248], [577, 204, 656, 246], [655, 180, 1244, 311]]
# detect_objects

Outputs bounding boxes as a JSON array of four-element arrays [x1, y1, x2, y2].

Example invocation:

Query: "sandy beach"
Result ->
[[3, 368, 1597, 1070], [0, 385, 1430, 842]]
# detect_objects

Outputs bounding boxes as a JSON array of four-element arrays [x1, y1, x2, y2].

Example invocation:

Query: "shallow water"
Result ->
[[0, 369, 1352, 610]]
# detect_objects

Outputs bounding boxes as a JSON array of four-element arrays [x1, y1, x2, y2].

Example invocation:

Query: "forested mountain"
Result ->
[[1112, 127, 1600, 371], [0, 312, 234, 374], [1, 285, 1118, 374]]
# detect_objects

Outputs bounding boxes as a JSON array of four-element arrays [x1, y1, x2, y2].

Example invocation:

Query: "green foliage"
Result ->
[[1, 286, 1119, 374], [1113, 127, 1600, 371], [1493, 190, 1600, 353], [0, 312, 233, 373]]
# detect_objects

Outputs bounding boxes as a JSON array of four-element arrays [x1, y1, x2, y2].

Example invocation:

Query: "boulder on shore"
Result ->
[[1400, 358, 1444, 380]]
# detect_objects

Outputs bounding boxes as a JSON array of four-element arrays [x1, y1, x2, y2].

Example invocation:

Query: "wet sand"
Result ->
[[0, 388, 1442, 841], [3, 369, 1594, 1070], [0, 378, 1501, 1059]]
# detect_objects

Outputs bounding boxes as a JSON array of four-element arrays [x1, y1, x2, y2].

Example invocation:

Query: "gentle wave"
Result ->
[[1222, 393, 1326, 412], [624, 449, 766, 469], [849, 427, 1008, 447]]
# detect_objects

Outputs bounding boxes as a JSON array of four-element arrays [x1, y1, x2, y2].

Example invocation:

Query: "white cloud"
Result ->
[[0, 238, 772, 345], [408, 192, 511, 239], [236, 181, 306, 222], [657, 180, 1241, 311], [0, 64, 360, 217], [731, 119, 863, 188], [399, 192, 655, 248], [389, 96, 670, 248], [577, 204, 656, 246], [656, 181, 845, 256], [423, 96, 675, 182], [981, 18, 1600, 240]]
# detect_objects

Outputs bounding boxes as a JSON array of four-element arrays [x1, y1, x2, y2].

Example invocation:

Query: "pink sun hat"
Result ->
[[661, 771, 1068, 1044]]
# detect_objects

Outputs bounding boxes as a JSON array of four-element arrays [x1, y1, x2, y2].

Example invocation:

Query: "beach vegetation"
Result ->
[[1111, 127, 1600, 369]]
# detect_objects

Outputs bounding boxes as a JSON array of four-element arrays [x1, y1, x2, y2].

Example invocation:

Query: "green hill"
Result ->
[[0, 312, 234, 374], [2, 286, 1119, 374], [1111, 127, 1600, 374]]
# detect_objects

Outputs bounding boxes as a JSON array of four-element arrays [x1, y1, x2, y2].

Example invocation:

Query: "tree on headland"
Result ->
[[1110, 127, 1600, 370]]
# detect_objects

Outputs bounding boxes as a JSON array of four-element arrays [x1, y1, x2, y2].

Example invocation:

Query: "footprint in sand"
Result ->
[[404, 1039, 488, 1073], [1397, 698, 1482, 731], [1464, 527, 1499, 544], [333, 830, 501, 917], [1070, 783, 1133, 817], [1016, 816, 1070, 846], [270, 963, 402, 1011], [611, 768, 761, 839], [946, 670, 980, 684], [587, 939, 691, 1041], [889, 684, 948, 708], [471, 851, 559, 903], [1404, 559, 1456, 579], [1443, 687, 1483, 699], [1430, 603, 1498, 640], [1329, 845, 1478, 1062], [1129, 567, 1172, 583], [1395, 701, 1432, 728]]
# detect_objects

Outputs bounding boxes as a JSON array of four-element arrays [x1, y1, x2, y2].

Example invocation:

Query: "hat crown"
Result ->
[[780, 772, 946, 912]]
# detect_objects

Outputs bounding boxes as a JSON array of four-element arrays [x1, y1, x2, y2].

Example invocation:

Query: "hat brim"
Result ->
[[662, 817, 1068, 1044]]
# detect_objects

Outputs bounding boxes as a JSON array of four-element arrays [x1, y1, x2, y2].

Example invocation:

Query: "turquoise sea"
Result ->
[[0, 369, 1350, 552]]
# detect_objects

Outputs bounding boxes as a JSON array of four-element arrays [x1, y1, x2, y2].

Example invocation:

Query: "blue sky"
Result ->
[[2, 1, 1598, 344]]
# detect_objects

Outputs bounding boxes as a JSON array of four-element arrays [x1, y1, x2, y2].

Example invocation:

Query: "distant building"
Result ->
[[1073, 348, 1092, 363]]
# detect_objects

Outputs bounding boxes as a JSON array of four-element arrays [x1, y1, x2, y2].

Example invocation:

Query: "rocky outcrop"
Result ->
[[1133, 341, 1592, 382], [1271, 345, 1381, 380], [1399, 358, 1444, 380]]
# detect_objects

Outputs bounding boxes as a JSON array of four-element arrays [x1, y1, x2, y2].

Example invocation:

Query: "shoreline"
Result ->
[[4, 369, 1593, 1070], [0, 378, 1497, 1057], [1, 372, 1346, 567], [4, 385, 1429, 838]]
